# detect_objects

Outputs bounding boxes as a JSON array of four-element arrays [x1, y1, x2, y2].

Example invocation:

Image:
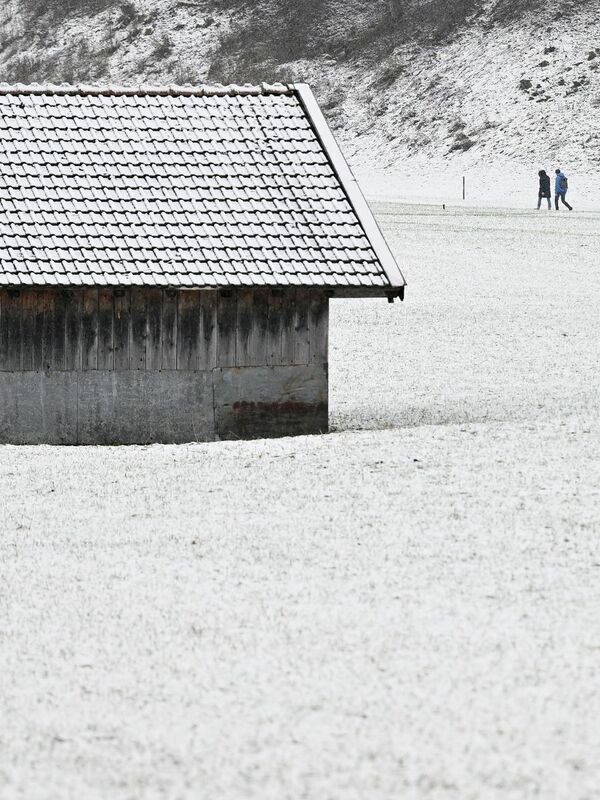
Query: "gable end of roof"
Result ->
[[293, 83, 406, 292]]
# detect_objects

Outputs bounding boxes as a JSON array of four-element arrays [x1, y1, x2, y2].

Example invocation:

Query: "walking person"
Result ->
[[554, 168, 573, 210], [537, 169, 551, 209]]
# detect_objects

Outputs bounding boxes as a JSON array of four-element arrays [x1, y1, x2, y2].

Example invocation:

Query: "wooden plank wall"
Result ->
[[0, 288, 329, 371]]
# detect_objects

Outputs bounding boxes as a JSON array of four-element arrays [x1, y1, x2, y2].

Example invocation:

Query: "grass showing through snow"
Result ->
[[1, 203, 600, 799]]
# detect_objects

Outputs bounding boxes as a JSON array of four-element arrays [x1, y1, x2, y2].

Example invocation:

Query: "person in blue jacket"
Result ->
[[554, 168, 573, 211]]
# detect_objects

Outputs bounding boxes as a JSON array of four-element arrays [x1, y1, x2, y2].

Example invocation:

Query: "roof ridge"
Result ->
[[0, 82, 295, 98]]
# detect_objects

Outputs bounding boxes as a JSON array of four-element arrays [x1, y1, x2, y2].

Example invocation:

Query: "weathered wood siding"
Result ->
[[0, 287, 329, 444], [0, 288, 328, 371]]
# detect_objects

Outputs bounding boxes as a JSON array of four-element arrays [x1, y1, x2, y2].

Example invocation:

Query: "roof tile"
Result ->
[[0, 84, 398, 290]]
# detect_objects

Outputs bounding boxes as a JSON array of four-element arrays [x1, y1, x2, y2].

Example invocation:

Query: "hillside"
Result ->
[[0, 0, 599, 174]]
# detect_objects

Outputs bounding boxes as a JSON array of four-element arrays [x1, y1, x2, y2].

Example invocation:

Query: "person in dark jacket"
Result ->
[[537, 170, 551, 209], [554, 168, 573, 210]]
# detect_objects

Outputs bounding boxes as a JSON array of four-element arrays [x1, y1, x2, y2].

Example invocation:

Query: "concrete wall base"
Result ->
[[0, 365, 328, 445]]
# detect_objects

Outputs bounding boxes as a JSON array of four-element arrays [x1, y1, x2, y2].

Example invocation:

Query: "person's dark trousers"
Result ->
[[555, 192, 573, 210], [538, 194, 551, 209]]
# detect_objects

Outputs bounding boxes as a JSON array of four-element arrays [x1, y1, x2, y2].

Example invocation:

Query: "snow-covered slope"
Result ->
[[0, 0, 598, 173], [343, 5, 600, 173]]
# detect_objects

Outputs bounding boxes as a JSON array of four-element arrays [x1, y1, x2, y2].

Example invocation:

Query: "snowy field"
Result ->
[[2, 202, 600, 799]]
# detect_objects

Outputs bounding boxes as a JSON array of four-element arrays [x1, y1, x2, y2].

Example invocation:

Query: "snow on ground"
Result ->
[[2, 203, 600, 799]]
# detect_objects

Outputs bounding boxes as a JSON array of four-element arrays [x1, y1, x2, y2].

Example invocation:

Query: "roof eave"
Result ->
[[0, 282, 404, 299]]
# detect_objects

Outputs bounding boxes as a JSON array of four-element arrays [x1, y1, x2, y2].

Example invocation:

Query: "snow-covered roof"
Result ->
[[0, 83, 405, 296]]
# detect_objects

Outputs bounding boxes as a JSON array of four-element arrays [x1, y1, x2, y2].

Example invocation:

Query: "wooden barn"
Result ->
[[0, 82, 405, 444]]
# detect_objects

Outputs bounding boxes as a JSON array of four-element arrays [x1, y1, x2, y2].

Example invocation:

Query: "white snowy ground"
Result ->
[[2, 202, 600, 800]]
